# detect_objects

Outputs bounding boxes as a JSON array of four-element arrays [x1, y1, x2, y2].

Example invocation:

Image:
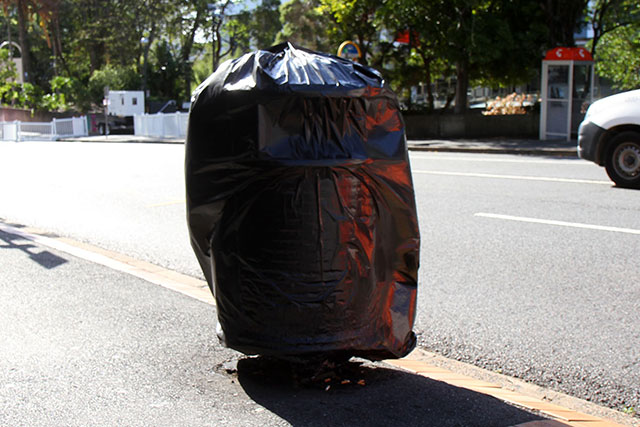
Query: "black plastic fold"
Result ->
[[185, 43, 420, 360]]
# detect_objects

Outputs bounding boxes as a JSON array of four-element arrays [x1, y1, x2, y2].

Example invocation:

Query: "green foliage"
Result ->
[[0, 78, 70, 112], [88, 64, 142, 103], [378, 0, 549, 110], [146, 41, 182, 100], [0, 49, 69, 110], [470, 0, 549, 87], [538, 0, 589, 47], [588, 0, 640, 56], [276, 0, 332, 52], [318, 0, 383, 62], [192, 52, 213, 89], [594, 25, 640, 90], [0, 49, 18, 82], [250, 0, 282, 49], [2, 0, 637, 115]]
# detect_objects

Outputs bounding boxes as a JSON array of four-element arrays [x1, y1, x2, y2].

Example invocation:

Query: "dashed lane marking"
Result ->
[[410, 154, 589, 165], [412, 170, 612, 185], [475, 213, 640, 235]]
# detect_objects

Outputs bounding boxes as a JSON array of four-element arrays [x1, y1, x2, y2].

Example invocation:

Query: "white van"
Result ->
[[578, 89, 640, 188]]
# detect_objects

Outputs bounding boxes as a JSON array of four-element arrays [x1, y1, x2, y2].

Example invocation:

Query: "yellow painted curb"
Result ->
[[0, 222, 214, 305], [385, 356, 627, 427]]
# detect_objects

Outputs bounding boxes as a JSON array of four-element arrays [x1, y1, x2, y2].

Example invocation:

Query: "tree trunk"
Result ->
[[454, 61, 468, 114], [356, 35, 367, 65], [141, 24, 156, 102], [418, 51, 434, 111], [52, 16, 71, 77], [16, 0, 31, 82], [426, 66, 434, 111], [213, 28, 222, 72], [181, 10, 202, 101]]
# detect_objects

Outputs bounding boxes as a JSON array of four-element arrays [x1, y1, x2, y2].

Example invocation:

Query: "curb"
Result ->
[[407, 145, 578, 157], [55, 136, 579, 156], [385, 354, 631, 427], [58, 136, 185, 144]]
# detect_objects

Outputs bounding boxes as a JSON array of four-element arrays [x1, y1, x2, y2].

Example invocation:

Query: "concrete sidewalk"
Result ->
[[62, 135, 579, 157], [407, 138, 578, 156]]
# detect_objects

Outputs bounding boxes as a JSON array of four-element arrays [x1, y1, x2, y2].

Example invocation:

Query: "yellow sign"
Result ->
[[337, 41, 361, 60]]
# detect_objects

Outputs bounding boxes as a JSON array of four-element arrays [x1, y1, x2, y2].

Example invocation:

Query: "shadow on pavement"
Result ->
[[236, 357, 546, 427], [0, 230, 67, 269]]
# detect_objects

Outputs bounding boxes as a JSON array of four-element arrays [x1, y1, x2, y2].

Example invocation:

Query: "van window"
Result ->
[[132, 97, 137, 105]]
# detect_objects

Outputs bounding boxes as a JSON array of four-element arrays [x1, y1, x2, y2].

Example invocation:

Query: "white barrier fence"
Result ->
[[134, 112, 188, 139], [0, 116, 88, 141]]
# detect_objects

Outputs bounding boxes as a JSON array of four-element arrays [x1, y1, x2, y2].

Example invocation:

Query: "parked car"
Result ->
[[578, 89, 640, 188]]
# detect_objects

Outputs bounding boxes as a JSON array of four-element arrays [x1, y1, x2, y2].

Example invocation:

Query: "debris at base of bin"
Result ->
[[221, 359, 238, 375], [235, 356, 369, 390], [186, 42, 420, 361]]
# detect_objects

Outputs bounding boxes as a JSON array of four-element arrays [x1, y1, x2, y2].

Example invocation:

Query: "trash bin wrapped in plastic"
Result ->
[[185, 43, 420, 360]]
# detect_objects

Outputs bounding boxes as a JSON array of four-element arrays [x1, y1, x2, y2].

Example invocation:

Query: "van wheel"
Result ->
[[604, 131, 640, 189]]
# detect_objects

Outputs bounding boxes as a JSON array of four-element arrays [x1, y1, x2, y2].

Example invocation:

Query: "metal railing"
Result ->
[[134, 112, 188, 139], [0, 116, 88, 141]]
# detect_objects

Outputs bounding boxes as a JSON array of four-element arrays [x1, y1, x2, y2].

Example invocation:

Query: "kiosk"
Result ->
[[540, 47, 594, 140]]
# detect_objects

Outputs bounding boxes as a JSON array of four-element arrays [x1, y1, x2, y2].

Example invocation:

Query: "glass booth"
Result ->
[[540, 47, 594, 141]]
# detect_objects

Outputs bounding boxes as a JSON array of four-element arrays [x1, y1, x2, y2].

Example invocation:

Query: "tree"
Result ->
[[319, 0, 384, 64], [205, 0, 238, 72], [433, 0, 548, 113], [380, 0, 450, 110], [588, 0, 640, 57], [249, 0, 281, 49], [1, 0, 63, 82], [276, 0, 331, 52], [167, 0, 211, 100], [594, 24, 640, 90], [537, 0, 588, 47]]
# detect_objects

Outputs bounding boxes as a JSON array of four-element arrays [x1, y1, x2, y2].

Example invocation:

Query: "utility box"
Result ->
[[107, 91, 145, 117], [540, 47, 594, 141], [93, 90, 145, 135]]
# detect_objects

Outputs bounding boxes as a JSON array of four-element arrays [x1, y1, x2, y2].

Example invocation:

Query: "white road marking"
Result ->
[[413, 170, 612, 185], [410, 154, 586, 165], [475, 213, 640, 235]]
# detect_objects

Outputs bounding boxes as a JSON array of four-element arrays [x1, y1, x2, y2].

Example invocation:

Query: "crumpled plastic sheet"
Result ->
[[185, 43, 420, 360]]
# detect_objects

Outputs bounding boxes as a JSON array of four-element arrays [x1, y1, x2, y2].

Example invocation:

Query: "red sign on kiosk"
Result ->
[[544, 47, 593, 61]]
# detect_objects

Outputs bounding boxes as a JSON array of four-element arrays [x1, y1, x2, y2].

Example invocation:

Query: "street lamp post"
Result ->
[[141, 36, 149, 101]]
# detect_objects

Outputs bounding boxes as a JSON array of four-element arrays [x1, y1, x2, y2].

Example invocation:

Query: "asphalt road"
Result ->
[[1, 229, 550, 426], [0, 144, 546, 426], [408, 152, 640, 415], [0, 141, 638, 419]]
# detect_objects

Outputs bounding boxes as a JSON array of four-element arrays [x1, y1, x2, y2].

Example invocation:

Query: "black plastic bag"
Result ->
[[185, 43, 420, 360]]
